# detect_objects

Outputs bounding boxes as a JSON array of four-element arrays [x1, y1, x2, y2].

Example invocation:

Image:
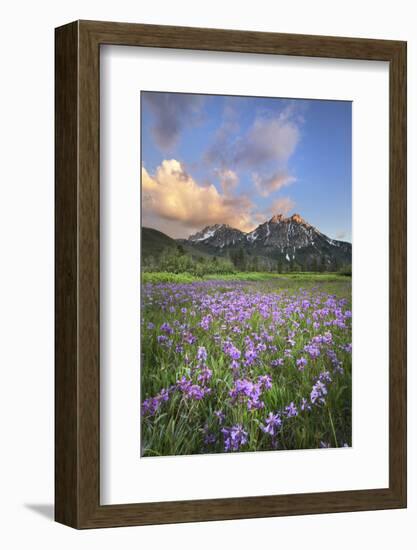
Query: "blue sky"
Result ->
[[141, 91, 351, 242]]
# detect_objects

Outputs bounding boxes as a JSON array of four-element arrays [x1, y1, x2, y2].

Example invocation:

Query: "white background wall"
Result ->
[[0, 0, 415, 547]]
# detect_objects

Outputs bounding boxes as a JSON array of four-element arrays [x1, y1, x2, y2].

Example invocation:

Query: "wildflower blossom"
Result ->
[[197, 367, 212, 385], [230, 359, 240, 373], [296, 357, 307, 370], [285, 402, 298, 417], [310, 380, 327, 404], [160, 322, 173, 334], [229, 378, 265, 410], [177, 376, 210, 400], [141, 397, 159, 417], [204, 432, 216, 445], [197, 346, 207, 362], [261, 412, 282, 435], [244, 348, 258, 365], [221, 424, 248, 452], [304, 343, 320, 359], [258, 374, 272, 390]]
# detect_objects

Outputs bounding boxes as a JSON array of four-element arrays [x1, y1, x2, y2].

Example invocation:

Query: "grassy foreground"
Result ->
[[141, 276, 352, 456], [142, 271, 351, 284]]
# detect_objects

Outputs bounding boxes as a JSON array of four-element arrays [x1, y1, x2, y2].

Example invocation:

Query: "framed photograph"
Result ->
[[55, 20, 406, 528]]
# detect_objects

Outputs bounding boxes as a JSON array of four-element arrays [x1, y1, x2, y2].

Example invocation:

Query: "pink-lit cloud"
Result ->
[[142, 160, 257, 238], [253, 171, 296, 197], [217, 169, 239, 195], [234, 116, 300, 168], [204, 104, 301, 197], [269, 197, 296, 216]]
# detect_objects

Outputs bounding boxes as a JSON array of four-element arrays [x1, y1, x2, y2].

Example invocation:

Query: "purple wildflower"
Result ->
[[197, 346, 207, 362], [304, 343, 320, 359], [177, 376, 210, 400], [141, 397, 159, 417], [221, 424, 248, 452], [230, 359, 240, 373], [197, 367, 212, 385], [229, 378, 265, 410], [160, 322, 173, 334], [285, 402, 298, 417], [261, 412, 282, 435], [296, 357, 307, 370], [258, 374, 272, 390], [204, 432, 216, 445], [244, 348, 258, 364], [310, 380, 327, 404]]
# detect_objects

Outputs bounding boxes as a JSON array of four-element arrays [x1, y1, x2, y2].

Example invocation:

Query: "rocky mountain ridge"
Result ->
[[182, 213, 351, 268]]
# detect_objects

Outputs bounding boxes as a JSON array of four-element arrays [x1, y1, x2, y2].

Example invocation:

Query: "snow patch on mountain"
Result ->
[[183, 213, 351, 268]]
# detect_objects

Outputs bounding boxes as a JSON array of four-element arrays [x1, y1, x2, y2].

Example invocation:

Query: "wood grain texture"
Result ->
[[55, 20, 407, 529], [55, 21, 79, 527], [388, 41, 407, 504]]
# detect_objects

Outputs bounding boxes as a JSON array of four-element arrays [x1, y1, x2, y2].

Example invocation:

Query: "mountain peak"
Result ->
[[270, 214, 285, 224], [290, 213, 306, 224], [181, 213, 351, 267], [188, 223, 243, 245], [269, 213, 306, 225]]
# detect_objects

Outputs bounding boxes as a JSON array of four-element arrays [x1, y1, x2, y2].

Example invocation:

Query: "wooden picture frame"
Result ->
[[55, 20, 407, 528]]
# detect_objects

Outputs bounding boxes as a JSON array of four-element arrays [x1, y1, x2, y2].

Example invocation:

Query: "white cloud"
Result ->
[[253, 171, 296, 197], [217, 169, 239, 194], [234, 116, 300, 168], [205, 106, 302, 197], [142, 160, 256, 238]]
